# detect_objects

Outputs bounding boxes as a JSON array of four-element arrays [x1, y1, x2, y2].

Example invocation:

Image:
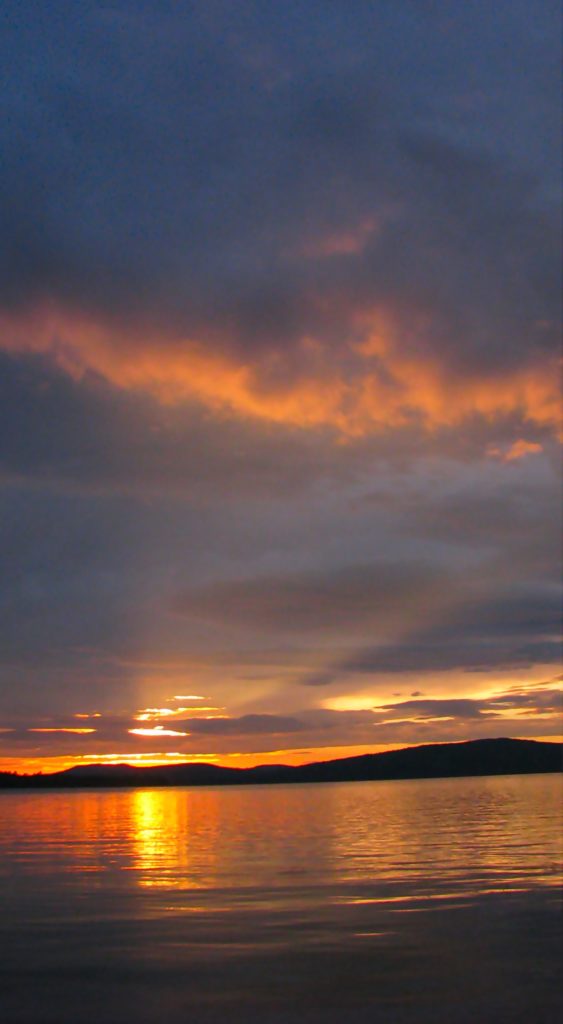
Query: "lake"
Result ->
[[1, 773, 561, 1023]]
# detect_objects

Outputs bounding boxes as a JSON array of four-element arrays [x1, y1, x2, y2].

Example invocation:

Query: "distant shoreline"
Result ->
[[0, 737, 560, 790]]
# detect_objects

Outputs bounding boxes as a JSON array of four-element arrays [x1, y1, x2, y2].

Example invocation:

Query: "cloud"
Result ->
[[181, 714, 305, 736], [487, 440, 544, 462], [172, 561, 447, 635], [300, 583, 561, 684], [485, 685, 563, 715], [0, 2, 560, 441], [0, 3, 561, 770], [0, 350, 369, 499], [2, 682, 560, 764], [377, 698, 488, 721], [305, 640, 561, 684], [373, 685, 562, 724]]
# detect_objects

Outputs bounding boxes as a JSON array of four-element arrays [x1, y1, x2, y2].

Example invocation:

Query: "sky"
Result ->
[[0, 0, 561, 773]]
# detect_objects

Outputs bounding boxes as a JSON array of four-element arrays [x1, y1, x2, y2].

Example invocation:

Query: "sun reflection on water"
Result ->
[[131, 789, 199, 889], [1, 775, 560, 909]]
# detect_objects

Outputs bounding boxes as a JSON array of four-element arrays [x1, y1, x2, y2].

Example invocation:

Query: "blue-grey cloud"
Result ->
[[181, 714, 305, 736], [0, 1, 560, 404], [172, 561, 447, 634]]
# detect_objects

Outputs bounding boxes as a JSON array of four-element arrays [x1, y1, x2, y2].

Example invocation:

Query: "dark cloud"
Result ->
[[0, 352, 356, 498], [300, 576, 561, 683], [305, 640, 561, 684], [182, 714, 305, 736], [172, 561, 446, 634], [485, 686, 562, 715], [373, 687, 562, 724], [411, 587, 563, 645], [378, 698, 488, 721], [0, 1, 560, 425]]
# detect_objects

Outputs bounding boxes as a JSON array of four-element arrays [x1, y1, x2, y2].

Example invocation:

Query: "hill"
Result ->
[[0, 737, 560, 790]]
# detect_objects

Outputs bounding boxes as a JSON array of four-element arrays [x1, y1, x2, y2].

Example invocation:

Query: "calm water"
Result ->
[[1, 774, 562, 1023]]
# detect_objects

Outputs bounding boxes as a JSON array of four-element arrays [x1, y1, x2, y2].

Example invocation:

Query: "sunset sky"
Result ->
[[1, 0, 561, 774]]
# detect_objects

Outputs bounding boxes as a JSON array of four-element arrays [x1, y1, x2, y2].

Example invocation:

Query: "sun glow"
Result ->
[[135, 705, 223, 721], [171, 695, 207, 701], [129, 726, 189, 737]]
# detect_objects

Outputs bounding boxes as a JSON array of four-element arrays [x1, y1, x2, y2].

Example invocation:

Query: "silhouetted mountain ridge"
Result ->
[[0, 737, 560, 789]]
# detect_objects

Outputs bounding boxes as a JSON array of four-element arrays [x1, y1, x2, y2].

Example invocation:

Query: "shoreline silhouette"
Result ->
[[1, 736, 560, 790]]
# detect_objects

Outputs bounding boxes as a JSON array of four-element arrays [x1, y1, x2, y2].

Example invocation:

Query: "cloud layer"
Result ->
[[1, 1, 561, 438], [0, 2, 561, 770]]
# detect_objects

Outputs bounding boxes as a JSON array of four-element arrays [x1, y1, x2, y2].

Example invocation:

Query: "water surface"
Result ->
[[1, 774, 561, 1023]]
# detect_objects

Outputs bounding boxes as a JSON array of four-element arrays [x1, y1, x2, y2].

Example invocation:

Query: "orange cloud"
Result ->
[[487, 439, 544, 462], [28, 727, 96, 734], [1, 303, 560, 439], [135, 706, 223, 721]]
